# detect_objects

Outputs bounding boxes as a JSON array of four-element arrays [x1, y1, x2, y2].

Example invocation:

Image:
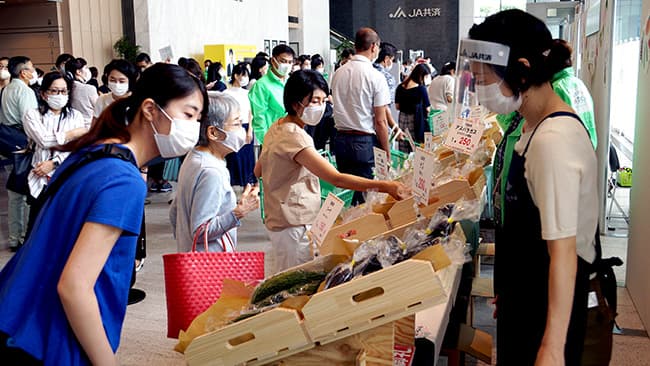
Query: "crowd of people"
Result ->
[[0, 8, 604, 365]]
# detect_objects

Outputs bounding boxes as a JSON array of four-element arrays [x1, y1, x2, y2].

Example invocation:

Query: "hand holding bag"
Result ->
[[162, 220, 265, 338]]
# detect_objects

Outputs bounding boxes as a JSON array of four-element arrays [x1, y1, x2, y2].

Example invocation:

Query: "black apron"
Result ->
[[495, 112, 590, 366]]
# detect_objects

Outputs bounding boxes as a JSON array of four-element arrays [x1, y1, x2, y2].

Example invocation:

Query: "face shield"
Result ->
[[443, 39, 513, 154]]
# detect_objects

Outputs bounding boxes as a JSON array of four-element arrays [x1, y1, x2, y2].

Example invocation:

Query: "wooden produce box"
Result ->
[[301, 245, 453, 346], [272, 315, 416, 365], [185, 307, 313, 366]]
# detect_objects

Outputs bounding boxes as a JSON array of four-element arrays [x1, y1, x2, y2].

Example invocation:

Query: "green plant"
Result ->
[[335, 40, 354, 61], [113, 36, 141, 63]]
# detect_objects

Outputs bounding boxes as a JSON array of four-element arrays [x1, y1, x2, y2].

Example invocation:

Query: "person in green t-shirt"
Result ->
[[493, 39, 597, 226], [248, 45, 295, 144]]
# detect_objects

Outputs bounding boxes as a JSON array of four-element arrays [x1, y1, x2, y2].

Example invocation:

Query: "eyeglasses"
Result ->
[[47, 89, 68, 95]]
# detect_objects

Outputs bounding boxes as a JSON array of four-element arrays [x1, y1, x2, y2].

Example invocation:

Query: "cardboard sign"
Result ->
[[443, 116, 485, 155], [310, 193, 345, 246], [432, 111, 449, 136], [373, 147, 390, 180], [424, 132, 434, 152], [412, 147, 437, 205]]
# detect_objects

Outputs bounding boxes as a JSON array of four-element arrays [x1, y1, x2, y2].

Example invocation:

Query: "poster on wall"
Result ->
[[272, 40, 278, 49], [264, 40, 271, 55], [204, 44, 258, 75], [585, 0, 601, 36]]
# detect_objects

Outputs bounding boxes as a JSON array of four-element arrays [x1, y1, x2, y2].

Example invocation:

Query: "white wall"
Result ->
[[298, 0, 331, 70], [134, 0, 288, 62], [627, 0, 650, 332]]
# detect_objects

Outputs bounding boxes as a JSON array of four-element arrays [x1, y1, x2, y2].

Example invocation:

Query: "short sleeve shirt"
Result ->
[[428, 75, 455, 111], [93, 93, 116, 118], [259, 121, 321, 231], [395, 84, 430, 114], [515, 116, 597, 263], [0, 145, 146, 364], [331, 55, 391, 134]]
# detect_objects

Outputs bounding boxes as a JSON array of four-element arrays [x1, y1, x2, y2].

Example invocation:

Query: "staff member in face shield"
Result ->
[[465, 9, 598, 365], [254, 69, 410, 274]]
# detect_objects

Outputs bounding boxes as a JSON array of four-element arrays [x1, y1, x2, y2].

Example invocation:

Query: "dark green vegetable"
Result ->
[[250, 270, 327, 305]]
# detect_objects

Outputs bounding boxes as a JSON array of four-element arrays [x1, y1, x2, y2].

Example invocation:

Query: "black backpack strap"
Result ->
[[25, 144, 136, 240]]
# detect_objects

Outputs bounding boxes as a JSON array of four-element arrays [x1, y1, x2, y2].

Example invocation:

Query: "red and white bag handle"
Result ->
[[191, 219, 235, 252]]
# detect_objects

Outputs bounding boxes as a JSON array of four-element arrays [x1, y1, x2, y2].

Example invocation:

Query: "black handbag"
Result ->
[[6, 147, 33, 195], [0, 89, 28, 156]]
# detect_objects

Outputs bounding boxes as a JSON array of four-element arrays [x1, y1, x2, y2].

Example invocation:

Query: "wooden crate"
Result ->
[[271, 315, 415, 365], [185, 307, 313, 366], [319, 213, 389, 257], [301, 246, 452, 345]]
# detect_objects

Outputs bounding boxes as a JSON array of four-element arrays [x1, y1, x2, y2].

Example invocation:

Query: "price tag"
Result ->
[[424, 132, 434, 152], [393, 344, 415, 366], [412, 147, 437, 205], [373, 147, 389, 180], [310, 193, 345, 246], [443, 116, 485, 155], [432, 111, 449, 136]]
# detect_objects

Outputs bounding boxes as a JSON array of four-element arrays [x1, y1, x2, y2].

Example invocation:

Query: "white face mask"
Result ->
[[81, 68, 92, 83], [151, 105, 200, 158], [0, 69, 10, 80], [316, 67, 325, 74], [29, 71, 39, 85], [275, 59, 292, 77], [300, 103, 326, 126], [37, 77, 43, 86], [109, 81, 129, 97], [46, 94, 68, 110], [218, 126, 246, 152], [475, 81, 522, 115], [219, 69, 227, 79], [238, 76, 249, 87]]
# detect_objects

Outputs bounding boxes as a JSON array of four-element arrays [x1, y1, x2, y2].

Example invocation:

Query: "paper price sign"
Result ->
[[310, 193, 345, 245], [424, 132, 434, 152], [412, 147, 437, 205], [443, 117, 485, 155], [373, 147, 389, 180], [432, 111, 449, 136]]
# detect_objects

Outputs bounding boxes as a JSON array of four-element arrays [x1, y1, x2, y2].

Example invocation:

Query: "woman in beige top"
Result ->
[[255, 69, 409, 274]]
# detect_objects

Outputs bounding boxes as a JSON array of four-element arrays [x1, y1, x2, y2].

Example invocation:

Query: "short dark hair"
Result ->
[[55, 53, 74, 68], [283, 69, 329, 116], [135, 53, 152, 64], [89, 66, 98, 78], [354, 27, 380, 52], [65, 58, 87, 79], [403, 63, 431, 86], [340, 48, 355, 60], [298, 54, 311, 65], [376, 42, 397, 64], [0, 57, 10, 63], [469, 9, 554, 95], [8, 56, 31, 78], [177, 57, 188, 68], [440, 61, 456, 75], [229, 62, 250, 84], [311, 54, 324, 70], [104, 59, 139, 91], [272, 44, 295, 58], [62, 63, 208, 152], [39, 71, 73, 117]]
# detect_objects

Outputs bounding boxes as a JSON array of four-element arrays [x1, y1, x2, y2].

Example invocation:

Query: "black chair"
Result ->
[[606, 145, 630, 229]]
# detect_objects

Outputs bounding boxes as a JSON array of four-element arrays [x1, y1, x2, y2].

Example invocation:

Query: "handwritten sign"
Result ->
[[310, 193, 345, 246], [424, 132, 434, 152], [443, 115, 485, 155], [373, 147, 390, 180], [412, 147, 437, 205], [432, 111, 449, 136]]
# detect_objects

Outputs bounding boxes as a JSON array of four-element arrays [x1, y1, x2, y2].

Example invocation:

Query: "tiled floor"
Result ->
[[0, 171, 648, 365]]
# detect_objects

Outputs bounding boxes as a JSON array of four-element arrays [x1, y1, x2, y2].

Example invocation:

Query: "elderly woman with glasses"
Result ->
[[170, 92, 260, 253], [22, 71, 88, 200]]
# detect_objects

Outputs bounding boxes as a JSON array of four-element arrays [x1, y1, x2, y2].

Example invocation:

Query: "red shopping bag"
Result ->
[[163, 221, 265, 338]]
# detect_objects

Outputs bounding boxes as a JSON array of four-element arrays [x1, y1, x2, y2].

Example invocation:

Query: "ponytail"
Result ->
[[545, 39, 573, 76]]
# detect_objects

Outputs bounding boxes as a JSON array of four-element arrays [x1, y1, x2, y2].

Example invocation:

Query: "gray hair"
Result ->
[[198, 91, 240, 146]]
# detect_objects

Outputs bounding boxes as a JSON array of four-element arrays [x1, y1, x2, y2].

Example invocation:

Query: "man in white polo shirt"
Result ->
[[331, 27, 391, 205]]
